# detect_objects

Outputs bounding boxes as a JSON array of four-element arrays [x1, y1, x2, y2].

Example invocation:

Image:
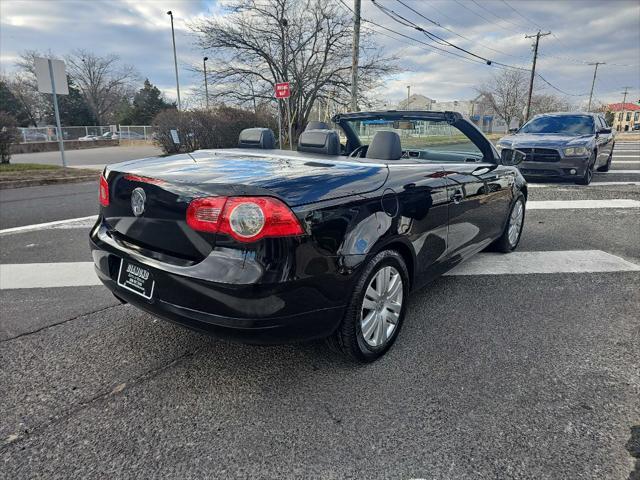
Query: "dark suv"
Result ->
[[496, 112, 615, 185]]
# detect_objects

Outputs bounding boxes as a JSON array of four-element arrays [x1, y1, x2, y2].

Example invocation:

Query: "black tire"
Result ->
[[597, 146, 613, 172], [328, 250, 410, 362], [576, 153, 595, 185], [492, 193, 526, 253]]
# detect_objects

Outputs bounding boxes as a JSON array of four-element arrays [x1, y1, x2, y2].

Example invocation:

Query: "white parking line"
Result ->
[[613, 161, 640, 164], [527, 199, 640, 209], [0, 216, 98, 235], [597, 170, 640, 174], [529, 182, 640, 187], [2, 251, 639, 289], [446, 250, 640, 276], [0, 262, 100, 289]]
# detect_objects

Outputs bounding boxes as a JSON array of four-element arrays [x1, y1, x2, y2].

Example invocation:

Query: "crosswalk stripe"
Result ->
[[0, 216, 98, 235], [445, 250, 640, 276], [0, 262, 100, 289], [613, 161, 640, 164], [527, 199, 640, 209], [2, 250, 639, 289], [597, 170, 640, 174]]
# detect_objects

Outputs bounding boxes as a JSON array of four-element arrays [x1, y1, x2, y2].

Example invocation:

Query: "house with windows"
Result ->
[[608, 102, 640, 131]]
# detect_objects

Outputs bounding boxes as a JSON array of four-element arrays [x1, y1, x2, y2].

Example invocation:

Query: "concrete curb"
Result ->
[[0, 174, 99, 190]]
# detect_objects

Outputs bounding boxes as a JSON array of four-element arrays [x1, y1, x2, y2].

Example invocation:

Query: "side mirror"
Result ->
[[508, 127, 519, 134], [598, 127, 612, 134], [501, 148, 526, 166]]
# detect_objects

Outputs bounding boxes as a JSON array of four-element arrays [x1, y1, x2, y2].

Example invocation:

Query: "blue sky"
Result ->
[[1, 0, 639, 107]]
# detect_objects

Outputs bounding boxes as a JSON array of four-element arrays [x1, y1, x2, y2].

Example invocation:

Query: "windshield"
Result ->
[[519, 115, 594, 135], [344, 118, 483, 161]]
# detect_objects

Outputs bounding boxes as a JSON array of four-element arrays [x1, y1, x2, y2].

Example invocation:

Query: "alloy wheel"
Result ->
[[360, 266, 403, 348], [507, 199, 524, 247]]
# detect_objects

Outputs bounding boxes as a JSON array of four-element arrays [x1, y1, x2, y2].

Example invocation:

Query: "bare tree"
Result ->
[[65, 50, 139, 124], [10, 50, 57, 126], [476, 69, 529, 129], [530, 93, 573, 117], [190, 0, 395, 141]]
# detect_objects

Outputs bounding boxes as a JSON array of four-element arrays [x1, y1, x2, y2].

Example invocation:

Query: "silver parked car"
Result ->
[[496, 112, 615, 185]]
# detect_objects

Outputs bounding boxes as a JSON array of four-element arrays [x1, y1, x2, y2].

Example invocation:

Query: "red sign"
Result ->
[[275, 82, 290, 99]]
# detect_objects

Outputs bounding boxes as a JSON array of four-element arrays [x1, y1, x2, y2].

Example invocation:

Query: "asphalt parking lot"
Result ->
[[1, 143, 639, 479]]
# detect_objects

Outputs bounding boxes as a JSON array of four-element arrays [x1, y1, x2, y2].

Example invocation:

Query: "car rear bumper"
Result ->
[[518, 156, 590, 180], [90, 220, 357, 344]]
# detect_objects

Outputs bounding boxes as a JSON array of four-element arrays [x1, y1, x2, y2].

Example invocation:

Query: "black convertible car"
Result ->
[[91, 111, 527, 361]]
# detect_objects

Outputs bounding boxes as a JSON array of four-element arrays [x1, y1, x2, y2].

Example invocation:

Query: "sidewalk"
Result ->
[[10, 144, 162, 166]]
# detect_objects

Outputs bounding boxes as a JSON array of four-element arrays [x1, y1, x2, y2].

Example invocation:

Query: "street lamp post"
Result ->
[[167, 11, 181, 110], [203, 56, 209, 109]]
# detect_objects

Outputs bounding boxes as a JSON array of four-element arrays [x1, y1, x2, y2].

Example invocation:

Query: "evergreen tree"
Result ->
[[50, 77, 96, 125], [0, 79, 32, 127], [128, 79, 174, 124]]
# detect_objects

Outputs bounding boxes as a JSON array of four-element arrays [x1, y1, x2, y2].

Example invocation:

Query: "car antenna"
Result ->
[[170, 129, 197, 163]]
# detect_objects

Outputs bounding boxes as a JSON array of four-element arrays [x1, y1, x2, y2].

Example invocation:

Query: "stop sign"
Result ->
[[275, 82, 290, 99]]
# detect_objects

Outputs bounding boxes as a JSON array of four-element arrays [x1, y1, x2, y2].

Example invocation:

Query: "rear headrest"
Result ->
[[238, 128, 275, 149], [306, 121, 331, 131], [366, 131, 402, 160], [297, 129, 340, 155]]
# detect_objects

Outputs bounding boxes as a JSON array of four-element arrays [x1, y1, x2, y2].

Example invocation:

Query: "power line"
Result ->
[[452, 0, 523, 36], [342, 0, 595, 99], [370, 0, 530, 71], [536, 73, 588, 97], [372, 0, 493, 63], [393, 0, 529, 62], [470, 0, 532, 32], [338, 0, 488, 65], [501, 0, 544, 31]]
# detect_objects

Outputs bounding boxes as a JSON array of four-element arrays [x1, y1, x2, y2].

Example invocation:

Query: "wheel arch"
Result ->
[[370, 237, 415, 289]]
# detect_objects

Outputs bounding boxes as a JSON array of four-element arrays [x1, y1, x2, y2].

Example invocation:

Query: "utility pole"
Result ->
[[524, 30, 550, 122], [587, 62, 604, 112], [621, 86, 630, 106], [406, 85, 410, 110], [203, 57, 209, 109], [167, 11, 181, 109], [351, 0, 361, 112]]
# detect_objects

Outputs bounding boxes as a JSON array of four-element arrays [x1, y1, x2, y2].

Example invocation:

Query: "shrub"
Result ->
[[152, 106, 277, 155], [0, 112, 19, 164]]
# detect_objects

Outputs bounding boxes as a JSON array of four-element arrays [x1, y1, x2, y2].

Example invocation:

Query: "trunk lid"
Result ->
[[102, 150, 388, 260]]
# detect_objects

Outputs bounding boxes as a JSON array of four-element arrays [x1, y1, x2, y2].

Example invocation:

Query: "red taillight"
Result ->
[[99, 174, 109, 206], [186, 197, 227, 233], [186, 196, 304, 242]]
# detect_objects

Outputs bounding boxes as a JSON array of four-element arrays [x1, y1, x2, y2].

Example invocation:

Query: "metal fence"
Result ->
[[17, 125, 155, 143]]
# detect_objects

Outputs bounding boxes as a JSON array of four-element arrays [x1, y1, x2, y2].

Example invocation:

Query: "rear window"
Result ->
[[520, 115, 595, 135]]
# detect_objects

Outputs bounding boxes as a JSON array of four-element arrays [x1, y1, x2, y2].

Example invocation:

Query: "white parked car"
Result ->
[[78, 134, 101, 141]]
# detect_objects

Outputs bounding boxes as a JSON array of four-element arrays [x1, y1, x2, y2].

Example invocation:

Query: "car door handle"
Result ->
[[451, 191, 463, 204]]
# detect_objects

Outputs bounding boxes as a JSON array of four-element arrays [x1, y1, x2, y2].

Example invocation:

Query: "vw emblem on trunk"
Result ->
[[131, 187, 146, 217]]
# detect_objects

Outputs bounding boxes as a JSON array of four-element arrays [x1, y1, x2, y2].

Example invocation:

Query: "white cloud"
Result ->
[[1, 0, 638, 106]]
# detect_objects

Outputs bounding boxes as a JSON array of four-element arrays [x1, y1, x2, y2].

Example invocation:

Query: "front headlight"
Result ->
[[563, 146, 589, 156]]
